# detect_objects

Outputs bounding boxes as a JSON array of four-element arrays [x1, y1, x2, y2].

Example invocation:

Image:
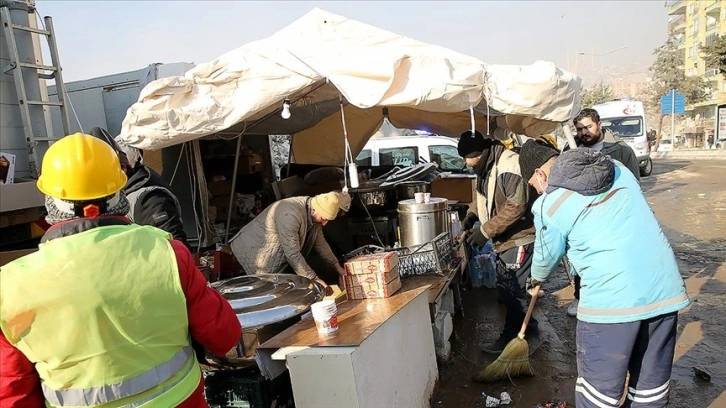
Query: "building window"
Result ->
[[688, 3, 696, 15]]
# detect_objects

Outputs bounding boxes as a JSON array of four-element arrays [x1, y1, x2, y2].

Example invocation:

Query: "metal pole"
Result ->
[[224, 133, 244, 244], [671, 89, 676, 140]]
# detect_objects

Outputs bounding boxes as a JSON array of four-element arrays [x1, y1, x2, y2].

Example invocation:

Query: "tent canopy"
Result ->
[[118, 8, 581, 165]]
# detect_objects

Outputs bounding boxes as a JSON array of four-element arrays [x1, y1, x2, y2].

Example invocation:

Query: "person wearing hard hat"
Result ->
[[88, 127, 189, 247], [0, 133, 241, 407], [229, 192, 347, 295]]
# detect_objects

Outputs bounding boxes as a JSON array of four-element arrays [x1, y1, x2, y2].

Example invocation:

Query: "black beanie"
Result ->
[[519, 139, 560, 182], [458, 130, 491, 158]]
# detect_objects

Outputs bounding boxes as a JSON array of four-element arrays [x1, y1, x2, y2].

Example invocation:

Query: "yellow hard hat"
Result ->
[[37, 133, 128, 201]]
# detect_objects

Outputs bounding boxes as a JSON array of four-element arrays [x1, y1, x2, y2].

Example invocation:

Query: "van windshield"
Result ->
[[600, 117, 643, 138]]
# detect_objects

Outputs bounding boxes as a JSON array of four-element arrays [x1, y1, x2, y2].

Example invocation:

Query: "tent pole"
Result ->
[[224, 133, 244, 244], [285, 134, 293, 179]]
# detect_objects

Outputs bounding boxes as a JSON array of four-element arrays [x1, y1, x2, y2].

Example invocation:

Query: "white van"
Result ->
[[592, 99, 652, 176], [355, 135, 466, 172]]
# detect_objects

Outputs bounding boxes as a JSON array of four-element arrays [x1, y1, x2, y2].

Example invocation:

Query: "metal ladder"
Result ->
[[1, 0, 70, 178]]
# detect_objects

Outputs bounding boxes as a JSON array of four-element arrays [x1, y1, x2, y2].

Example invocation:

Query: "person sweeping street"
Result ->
[[512, 140, 689, 407], [0, 133, 241, 407]]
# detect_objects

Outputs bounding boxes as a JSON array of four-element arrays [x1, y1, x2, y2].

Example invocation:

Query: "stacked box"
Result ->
[[343, 252, 402, 299]]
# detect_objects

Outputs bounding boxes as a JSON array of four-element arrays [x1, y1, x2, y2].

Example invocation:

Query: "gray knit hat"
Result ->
[[519, 139, 560, 182]]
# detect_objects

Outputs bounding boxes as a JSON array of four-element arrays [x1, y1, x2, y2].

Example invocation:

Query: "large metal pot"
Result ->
[[397, 198, 450, 247], [395, 181, 431, 201]]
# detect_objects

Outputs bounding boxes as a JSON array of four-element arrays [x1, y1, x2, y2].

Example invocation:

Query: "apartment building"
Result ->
[[668, 0, 725, 140]]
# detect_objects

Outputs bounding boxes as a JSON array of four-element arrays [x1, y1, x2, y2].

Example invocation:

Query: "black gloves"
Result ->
[[466, 227, 488, 246], [461, 212, 479, 231]]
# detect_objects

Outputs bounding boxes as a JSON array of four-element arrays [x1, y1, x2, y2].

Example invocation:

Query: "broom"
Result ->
[[472, 284, 541, 382]]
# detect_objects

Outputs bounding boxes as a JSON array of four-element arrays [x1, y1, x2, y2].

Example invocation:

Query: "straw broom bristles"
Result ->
[[472, 285, 541, 383]]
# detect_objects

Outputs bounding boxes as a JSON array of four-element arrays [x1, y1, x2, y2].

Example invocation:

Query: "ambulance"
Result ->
[[592, 99, 652, 176]]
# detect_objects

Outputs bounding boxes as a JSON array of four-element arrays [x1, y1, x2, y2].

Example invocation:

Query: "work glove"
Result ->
[[460, 212, 479, 231], [466, 227, 488, 247]]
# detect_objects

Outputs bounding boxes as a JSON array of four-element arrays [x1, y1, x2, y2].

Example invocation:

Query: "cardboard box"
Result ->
[[431, 176, 476, 205], [207, 179, 234, 196], [209, 196, 237, 222], [238, 154, 264, 174], [343, 268, 402, 300], [344, 251, 398, 275], [0, 152, 16, 185], [0, 207, 42, 228], [0, 178, 45, 212]]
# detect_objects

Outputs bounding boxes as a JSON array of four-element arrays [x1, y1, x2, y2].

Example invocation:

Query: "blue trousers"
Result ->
[[576, 312, 678, 408]]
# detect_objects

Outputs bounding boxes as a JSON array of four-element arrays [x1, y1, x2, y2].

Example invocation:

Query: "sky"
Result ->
[[34, 1, 670, 84]]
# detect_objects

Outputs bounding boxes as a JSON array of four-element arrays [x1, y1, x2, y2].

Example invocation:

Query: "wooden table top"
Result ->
[[401, 265, 459, 305], [259, 284, 430, 349]]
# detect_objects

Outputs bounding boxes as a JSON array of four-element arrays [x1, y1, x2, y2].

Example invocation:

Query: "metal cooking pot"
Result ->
[[395, 181, 431, 201], [397, 198, 450, 247]]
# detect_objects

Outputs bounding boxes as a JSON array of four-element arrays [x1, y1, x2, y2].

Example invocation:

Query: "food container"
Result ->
[[311, 300, 339, 335], [397, 198, 450, 247], [395, 180, 430, 201], [343, 268, 402, 299], [344, 251, 398, 275]]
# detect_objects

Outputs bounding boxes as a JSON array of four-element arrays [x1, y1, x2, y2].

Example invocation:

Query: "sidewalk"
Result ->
[[652, 149, 726, 160]]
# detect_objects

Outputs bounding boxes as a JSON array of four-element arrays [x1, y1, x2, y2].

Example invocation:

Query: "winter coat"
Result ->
[[530, 148, 689, 324], [474, 148, 536, 252], [600, 140, 640, 182], [0, 216, 240, 407], [125, 165, 189, 246], [229, 197, 339, 280]]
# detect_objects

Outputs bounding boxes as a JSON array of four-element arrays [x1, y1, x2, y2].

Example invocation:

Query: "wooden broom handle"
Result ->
[[518, 284, 541, 339]]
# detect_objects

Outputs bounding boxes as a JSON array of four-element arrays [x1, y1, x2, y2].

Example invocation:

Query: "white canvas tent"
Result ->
[[118, 8, 581, 165]]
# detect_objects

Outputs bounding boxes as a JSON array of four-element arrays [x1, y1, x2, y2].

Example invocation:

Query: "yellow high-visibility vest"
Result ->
[[0, 224, 201, 407]]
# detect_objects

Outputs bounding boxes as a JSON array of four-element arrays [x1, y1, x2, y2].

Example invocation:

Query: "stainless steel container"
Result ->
[[397, 198, 450, 247]]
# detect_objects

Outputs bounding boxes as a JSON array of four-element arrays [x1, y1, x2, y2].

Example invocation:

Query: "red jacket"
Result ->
[[0, 219, 241, 407]]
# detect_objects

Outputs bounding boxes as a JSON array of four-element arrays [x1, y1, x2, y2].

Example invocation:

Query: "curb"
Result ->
[[652, 151, 726, 160]]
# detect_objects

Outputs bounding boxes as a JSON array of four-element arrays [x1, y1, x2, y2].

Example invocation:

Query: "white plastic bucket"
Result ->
[[310, 300, 339, 335]]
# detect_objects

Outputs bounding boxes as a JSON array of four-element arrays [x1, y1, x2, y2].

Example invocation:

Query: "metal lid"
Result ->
[[397, 197, 449, 213], [211, 274, 325, 329], [379, 163, 438, 187], [350, 180, 395, 193]]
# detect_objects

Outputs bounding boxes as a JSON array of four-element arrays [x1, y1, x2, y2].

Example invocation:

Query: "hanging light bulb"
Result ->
[[281, 99, 291, 120]]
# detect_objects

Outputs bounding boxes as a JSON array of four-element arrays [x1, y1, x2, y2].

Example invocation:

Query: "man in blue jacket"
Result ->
[[518, 140, 689, 408]]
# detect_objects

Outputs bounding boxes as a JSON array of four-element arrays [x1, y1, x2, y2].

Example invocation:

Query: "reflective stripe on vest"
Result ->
[[578, 292, 690, 317], [41, 346, 194, 407]]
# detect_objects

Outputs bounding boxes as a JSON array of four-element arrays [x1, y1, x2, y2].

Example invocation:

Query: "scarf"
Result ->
[[45, 191, 130, 225]]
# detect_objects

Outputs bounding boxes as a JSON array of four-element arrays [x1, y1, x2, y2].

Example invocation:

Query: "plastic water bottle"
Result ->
[[468, 239, 497, 289], [468, 252, 485, 288], [482, 249, 497, 289]]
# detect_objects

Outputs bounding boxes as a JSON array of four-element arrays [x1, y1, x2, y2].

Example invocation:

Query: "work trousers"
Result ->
[[496, 243, 538, 337], [575, 312, 678, 408]]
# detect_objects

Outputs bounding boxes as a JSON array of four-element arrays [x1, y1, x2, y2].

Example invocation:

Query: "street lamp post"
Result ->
[[577, 46, 628, 84]]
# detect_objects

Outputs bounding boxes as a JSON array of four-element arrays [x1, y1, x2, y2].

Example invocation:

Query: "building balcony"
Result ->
[[705, 1, 721, 17], [669, 15, 687, 33], [706, 21, 720, 33], [668, 0, 686, 15]]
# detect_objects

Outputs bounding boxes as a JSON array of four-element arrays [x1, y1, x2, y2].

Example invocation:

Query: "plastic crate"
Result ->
[[343, 244, 385, 261], [204, 367, 293, 408], [392, 232, 456, 278]]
